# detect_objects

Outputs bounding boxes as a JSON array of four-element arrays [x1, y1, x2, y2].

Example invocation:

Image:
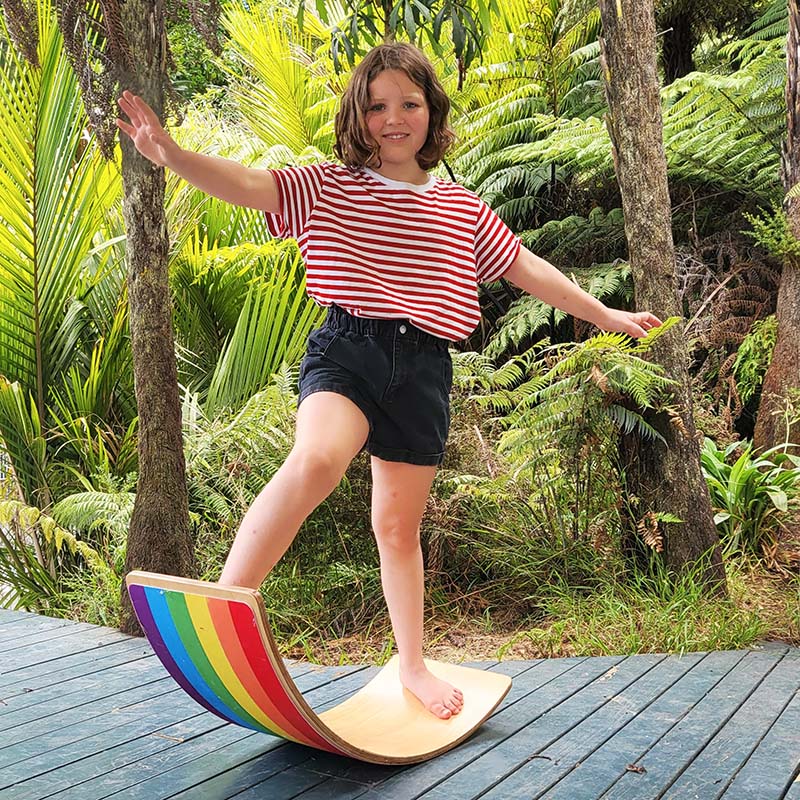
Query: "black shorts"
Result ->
[[298, 305, 453, 466]]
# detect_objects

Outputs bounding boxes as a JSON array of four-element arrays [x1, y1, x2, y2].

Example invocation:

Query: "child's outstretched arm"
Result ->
[[116, 91, 279, 213], [504, 246, 662, 339]]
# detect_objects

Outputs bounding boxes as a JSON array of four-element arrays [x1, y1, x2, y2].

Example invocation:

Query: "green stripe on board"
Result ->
[[164, 591, 268, 733]]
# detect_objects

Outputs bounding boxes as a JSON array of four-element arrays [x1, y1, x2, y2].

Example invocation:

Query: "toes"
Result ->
[[444, 693, 463, 714], [432, 702, 452, 719]]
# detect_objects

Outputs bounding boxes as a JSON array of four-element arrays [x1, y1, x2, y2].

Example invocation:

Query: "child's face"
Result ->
[[365, 69, 430, 173]]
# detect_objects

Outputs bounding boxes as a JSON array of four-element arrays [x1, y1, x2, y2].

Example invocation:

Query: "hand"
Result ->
[[116, 91, 179, 167], [598, 308, 663, 339]]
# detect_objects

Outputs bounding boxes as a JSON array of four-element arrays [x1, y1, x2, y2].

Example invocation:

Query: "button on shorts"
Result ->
[[298, 305, 453, 466]]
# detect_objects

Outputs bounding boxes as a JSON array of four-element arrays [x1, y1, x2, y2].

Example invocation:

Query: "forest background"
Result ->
[[0, 0, 799, 663]]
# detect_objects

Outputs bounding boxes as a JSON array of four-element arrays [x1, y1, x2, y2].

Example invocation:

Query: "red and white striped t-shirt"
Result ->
[[265, 162, 521, 341]]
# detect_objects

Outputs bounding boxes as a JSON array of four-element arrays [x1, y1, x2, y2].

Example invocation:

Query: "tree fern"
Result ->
[[486, 260, 632, 358], [521, 208, 628, 266], [496, 321, 682, 483]]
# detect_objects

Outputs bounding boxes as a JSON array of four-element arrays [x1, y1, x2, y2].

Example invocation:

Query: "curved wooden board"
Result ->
[[126, 571, 511, 764]]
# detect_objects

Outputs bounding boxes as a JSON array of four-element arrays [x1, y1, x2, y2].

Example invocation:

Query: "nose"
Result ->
[[386, 104, 404, 125]]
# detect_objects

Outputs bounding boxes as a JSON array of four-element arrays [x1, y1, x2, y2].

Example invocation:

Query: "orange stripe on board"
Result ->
[[207, 596, 334, 750]]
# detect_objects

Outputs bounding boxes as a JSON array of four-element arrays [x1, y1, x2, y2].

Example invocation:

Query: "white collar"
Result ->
[[363, 167, 435, 193]]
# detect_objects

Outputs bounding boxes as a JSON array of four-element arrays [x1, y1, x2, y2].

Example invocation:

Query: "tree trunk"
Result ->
[[753, 1, 800, 455], [118, 0, 194, 635], [598, 0, 726, 590]]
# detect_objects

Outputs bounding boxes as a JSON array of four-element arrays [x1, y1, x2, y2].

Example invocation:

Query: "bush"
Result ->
[[701, 437, 800, 557]]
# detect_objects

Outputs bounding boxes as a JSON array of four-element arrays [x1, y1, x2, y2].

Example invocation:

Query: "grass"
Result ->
[[281, 557, 798, 666]]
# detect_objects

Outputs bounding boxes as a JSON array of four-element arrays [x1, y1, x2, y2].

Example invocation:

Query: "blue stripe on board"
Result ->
[[132, 584, 255, 731]]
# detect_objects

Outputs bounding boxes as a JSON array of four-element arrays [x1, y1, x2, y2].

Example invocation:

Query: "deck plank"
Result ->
[[721, 662, 800, 800], [343, 656, 628, 800], [7, 664, 372, 800], [598, 647, 789, 799], [411, 654, 663, 800], [785, 773, 800, 800], [1, 610, 799, 800], [538, 649, 748, 800], [660, 650, 799, 800], [474, 651, 706, 799]]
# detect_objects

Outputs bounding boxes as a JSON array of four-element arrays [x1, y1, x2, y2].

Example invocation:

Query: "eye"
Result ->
[[368, 103, 384, 112], [404, 102, 419, 109]]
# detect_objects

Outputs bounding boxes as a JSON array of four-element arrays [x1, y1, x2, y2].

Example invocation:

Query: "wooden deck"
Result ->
[[1, 608, 798, 800]]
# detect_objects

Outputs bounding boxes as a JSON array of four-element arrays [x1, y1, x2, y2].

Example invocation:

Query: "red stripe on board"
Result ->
[[205, 597, 311, 744], [225, 598, 343, 754]]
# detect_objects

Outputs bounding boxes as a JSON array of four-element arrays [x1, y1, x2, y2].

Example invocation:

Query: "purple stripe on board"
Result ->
[[128, 582, 233, 723]]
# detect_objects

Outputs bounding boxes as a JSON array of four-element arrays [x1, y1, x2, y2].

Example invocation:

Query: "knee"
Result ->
[[373, 515, 421, 559], [287, 446, 347, 496]]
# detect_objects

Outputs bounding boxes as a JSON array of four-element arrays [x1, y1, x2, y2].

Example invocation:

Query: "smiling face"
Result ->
[[364, 69, 431, 183]]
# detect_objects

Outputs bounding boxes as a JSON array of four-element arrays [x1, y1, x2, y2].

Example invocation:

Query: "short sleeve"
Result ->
[[474, 200, 522, 283], [264, 163, 328, 239]]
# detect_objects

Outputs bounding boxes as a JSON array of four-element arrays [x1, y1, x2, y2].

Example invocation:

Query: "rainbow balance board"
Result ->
[[126, 571, 512, 764]]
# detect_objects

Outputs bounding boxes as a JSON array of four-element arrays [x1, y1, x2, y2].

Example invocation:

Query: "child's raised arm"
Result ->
[[116, 91, 279, 214], [504, 245, 662, 338]]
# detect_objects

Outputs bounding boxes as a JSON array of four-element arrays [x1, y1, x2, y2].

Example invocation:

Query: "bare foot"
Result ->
[[400, 665, 464, 719]]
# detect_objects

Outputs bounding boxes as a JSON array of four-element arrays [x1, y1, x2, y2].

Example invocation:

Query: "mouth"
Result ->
[[382, 133, 409, 141]]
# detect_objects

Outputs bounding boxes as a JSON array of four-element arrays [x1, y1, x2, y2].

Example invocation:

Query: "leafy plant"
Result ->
[[0, 498, 108, 611], [0, 0, 128, 510], [172, 239, 324, 414], [485, 258, 632, 357], [701, 437, 800, 557], [732, 315, 777, 405]]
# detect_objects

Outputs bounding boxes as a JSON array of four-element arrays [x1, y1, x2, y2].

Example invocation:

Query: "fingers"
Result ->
[[115, 118, 135, 138], [117, 91, 142, 127], [629, 323, 648, 339], [639, 312, 663, 329], [117, 90, 162, 131]]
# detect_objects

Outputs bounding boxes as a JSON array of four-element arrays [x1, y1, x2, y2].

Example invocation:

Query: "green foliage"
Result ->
[[455, 22, 785, 246], [223, 3, 339, 155], [171, 239, 324, 414], [509, 558, 765, 657], [310, 0, 499, 76], [493, 320, 681, 460], [701, 438, 800, 557], [167, 21, 228, 98], [521, 208, 628, 266], [0, 1, 130, 511], [743, 204, 800, 259], [0, 498, 109, 611], [485, 259, 632, 358], [437, 326, 679, 597], [732, 315, 777, 405]]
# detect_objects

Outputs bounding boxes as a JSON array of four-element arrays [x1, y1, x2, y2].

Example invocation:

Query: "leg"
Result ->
[[219, 393, 369, 588], [370, 456, 464, 719]]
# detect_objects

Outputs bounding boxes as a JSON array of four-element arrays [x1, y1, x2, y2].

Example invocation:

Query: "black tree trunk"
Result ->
[[660, 9, 695, 84], [598, 0, 726, 590], [118, 0, 194, 635]]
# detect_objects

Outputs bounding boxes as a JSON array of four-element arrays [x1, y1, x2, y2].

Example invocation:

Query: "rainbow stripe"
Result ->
[[128, 581, 345, 755]]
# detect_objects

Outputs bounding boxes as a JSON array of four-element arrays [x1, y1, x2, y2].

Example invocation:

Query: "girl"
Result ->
[[117, 43, 661, 721]]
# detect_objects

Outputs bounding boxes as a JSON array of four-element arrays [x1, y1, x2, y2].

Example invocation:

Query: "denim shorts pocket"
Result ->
[[305, 326, 337, 357], [323, 332, 392, 397], [441, 351, 453, 394]]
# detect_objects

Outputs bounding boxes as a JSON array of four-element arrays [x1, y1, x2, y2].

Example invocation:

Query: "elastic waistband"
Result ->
[[323, 305, 448, 350]]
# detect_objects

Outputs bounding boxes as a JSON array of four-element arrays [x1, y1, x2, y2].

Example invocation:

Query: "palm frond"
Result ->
[[222, 4, 336, 155]]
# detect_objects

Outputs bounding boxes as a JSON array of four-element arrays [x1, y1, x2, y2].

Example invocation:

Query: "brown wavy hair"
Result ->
[[333, 43, 455, 171]]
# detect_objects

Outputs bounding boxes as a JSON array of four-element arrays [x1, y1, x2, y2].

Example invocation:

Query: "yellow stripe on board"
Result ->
[[183, 593, 295, 740]]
